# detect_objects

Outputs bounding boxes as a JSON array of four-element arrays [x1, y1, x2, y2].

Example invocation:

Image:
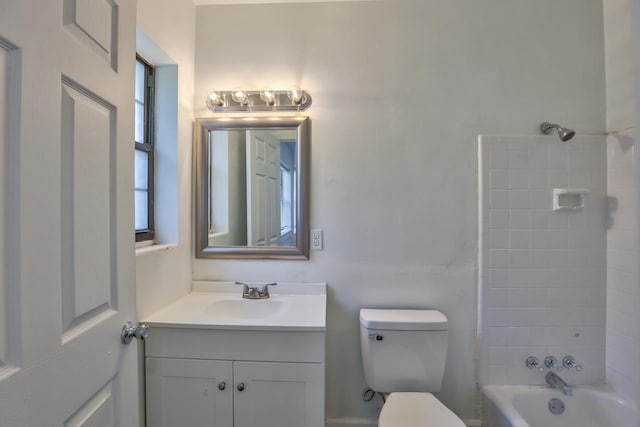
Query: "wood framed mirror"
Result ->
[[194, 117, 310, 259]]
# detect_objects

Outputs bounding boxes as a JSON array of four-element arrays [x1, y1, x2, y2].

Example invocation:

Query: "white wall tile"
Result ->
[[509, 170, 530, 189], [490, 149, 510, 169], [489, 210, 510, 228], [510, 190, 530, 209], [529, 169, 548, 189], [510, 210, 530, 228], [510, 230, 529, 249], [479, 135, 606, 387], [548, 145, 569, 169], [490, 170, 509, 189], [509, 149, 529, 169], [606, 129, 639, 404]]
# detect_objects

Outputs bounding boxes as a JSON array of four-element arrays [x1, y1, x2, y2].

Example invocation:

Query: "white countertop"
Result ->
[[143, 281, 326, 331]]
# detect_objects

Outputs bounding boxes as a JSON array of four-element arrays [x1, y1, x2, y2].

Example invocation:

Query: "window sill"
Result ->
[[135, 243, 177, 257]]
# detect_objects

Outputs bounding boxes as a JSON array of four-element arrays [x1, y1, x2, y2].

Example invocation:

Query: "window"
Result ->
[[280, 164, 293, 235], [134, 56, 154, 242]]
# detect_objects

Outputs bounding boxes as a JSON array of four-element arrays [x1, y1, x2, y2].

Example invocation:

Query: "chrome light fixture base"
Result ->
[[206, 89, 312, 112]]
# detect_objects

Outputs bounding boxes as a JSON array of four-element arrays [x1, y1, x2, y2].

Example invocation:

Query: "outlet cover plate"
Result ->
[[311, 229, 323, 250]]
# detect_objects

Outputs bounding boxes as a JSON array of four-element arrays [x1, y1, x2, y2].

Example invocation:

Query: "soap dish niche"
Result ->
[[553, 188, 589, 212]]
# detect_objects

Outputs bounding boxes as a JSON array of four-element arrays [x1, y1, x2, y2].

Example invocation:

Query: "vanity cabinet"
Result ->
[[144, 327, 325, 427]]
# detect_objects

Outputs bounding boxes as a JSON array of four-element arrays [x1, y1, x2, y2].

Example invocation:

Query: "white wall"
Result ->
[[135, 0, 195, 319], [604, 0, 640, 408], [192, 1, 605, 421], [478, 134, 607, 387]]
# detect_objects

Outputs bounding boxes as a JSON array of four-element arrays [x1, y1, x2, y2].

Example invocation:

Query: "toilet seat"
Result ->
[[379, 393, 466, 427]]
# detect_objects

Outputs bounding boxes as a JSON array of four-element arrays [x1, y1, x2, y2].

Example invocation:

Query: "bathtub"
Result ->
[[481, 385, 637, 427]]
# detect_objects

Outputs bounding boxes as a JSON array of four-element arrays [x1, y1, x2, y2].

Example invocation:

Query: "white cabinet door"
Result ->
[[146, 357, 234, 427], [0, 1, 138, 426], [234, 361, 325, 427]]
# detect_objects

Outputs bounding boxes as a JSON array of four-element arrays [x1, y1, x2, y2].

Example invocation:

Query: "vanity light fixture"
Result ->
[[205, 88, 312, 112]]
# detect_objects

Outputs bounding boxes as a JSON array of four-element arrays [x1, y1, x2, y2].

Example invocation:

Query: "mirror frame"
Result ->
[[194, 116, 310, 259]]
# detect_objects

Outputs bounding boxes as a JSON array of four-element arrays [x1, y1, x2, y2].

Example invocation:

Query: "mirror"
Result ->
[[195, 117, 310, 259]]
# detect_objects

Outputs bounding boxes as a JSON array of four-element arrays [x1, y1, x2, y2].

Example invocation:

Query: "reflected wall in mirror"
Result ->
[[195, 117, 310, 259]]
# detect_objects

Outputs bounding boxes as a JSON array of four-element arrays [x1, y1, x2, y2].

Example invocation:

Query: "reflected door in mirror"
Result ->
[[208, 129, 297, 248]]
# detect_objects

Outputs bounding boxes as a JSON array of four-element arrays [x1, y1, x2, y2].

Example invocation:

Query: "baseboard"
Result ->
[[325, 418, 377, 427], [326, 417, 481, 427]]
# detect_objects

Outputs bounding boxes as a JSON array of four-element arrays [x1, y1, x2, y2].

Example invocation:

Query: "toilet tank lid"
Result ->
[[359, 309, 448, 330]]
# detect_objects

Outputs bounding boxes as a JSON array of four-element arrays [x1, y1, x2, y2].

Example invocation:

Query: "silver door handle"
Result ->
[[121, 321, 150, 344]]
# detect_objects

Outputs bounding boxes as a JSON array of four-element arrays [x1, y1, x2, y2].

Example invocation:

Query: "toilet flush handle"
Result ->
[[368, 334, 384, 341]]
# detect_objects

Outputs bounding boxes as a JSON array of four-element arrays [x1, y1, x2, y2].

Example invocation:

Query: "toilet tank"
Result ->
[[359, 309, 448, 393]]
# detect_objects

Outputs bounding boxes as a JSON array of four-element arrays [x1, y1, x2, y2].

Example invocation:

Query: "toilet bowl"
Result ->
[[379, 393, 465, 427], [359, 309, 465, 427]]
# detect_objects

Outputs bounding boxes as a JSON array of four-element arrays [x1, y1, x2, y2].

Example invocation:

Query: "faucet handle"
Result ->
[[235, 281, 252, 295], [545, 356, 562, 371], [526, 356, 544, 372], [562, 355, 583, 372], [258, 282, 277, 297]]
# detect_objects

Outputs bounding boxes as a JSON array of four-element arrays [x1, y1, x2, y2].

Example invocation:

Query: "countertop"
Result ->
[[143, 281, 326, 332]]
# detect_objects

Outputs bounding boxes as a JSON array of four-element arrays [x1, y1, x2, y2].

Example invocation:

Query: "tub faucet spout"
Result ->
[[545, 371, 572, 396]]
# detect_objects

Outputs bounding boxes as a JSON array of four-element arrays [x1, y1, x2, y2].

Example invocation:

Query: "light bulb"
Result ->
[[206, 91, 224, 110], [231, 88, 249, 105], [287, 87, 305, 105], [260, 88, 276, 106]]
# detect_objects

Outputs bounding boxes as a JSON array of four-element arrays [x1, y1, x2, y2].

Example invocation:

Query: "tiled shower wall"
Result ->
[[478, 135, 606, 386], [606, 129, 639, 403]]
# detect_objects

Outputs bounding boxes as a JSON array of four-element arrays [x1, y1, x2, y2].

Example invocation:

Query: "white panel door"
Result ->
[[246, 131, 281, 246], [0, 1, 138, 426]]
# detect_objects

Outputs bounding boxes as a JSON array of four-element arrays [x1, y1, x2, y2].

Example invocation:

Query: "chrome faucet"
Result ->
[[545, 371, 572, 396], [235, 282, 277, 299]]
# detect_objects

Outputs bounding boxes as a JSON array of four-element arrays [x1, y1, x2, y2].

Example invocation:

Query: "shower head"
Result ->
[[540, 122, 576, 142]]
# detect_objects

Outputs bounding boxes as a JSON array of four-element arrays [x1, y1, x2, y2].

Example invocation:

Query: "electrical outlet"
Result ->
[[311, 229, 323, 250]]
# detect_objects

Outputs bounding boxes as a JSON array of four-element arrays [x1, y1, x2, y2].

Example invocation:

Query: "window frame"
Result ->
[[135, 54, 155, 242]]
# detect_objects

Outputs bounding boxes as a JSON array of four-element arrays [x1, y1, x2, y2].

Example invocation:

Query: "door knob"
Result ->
[[218, 382, 226, 391], [121, 321, 150, 344], [237, 382, 245, 392]]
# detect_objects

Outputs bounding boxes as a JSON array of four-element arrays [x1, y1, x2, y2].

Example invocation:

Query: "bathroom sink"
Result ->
[[142, 281, 326, 331], [205, 298, 287, 319]]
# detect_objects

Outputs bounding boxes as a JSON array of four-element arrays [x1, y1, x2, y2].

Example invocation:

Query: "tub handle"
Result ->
[[525, 356, 544, 372], [544, 356, 562, 371], [562, 355, 583, 372]]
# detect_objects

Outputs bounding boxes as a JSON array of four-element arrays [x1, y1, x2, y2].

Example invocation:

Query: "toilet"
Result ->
[[359, 308, 465, 427]]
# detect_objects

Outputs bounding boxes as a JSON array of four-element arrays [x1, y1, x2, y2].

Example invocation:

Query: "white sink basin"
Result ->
[[142, 282, 326, 331], [205, 299, 287, 319]]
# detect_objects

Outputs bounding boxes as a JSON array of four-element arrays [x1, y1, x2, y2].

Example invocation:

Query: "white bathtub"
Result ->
[[481, 385, 637, 427]]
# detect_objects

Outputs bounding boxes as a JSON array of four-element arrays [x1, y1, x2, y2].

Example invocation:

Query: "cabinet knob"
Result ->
[[218, 382, 226, 391], [237, 382, 245, 392]]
